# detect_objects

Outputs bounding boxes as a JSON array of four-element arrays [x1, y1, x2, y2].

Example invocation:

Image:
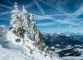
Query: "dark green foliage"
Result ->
[[15, 39, 21, 42], [17, 27, 25, 38], [39, 32, 44, 43], [37, 31, 45, 51], [32, 20, 45, 51], [13, 27, 25, 38], [33, 22, 37, 33]]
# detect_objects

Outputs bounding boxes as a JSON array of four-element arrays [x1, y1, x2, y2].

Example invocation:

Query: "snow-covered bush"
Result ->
[[17, 27, 25, 38], [15, 39, 21, 42]]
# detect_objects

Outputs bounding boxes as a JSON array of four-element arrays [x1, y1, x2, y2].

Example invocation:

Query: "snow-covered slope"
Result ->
[[0, 31, 56, 60], [0, 26, 60, 60], [0, 2, 61, 60]]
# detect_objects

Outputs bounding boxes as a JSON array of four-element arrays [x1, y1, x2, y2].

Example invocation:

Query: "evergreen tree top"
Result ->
[[11, 2, 20, 14], [13, 2, 18, 10], [22, 5, 28, 14], [29, 13, 33, 20]]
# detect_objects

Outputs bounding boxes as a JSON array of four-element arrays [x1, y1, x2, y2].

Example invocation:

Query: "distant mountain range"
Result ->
[[60, 32, 83, 42], [42, 32, 83, 49]]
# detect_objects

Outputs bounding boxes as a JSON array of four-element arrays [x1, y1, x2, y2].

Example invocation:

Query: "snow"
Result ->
[[56, 44, 60, 46], [62, 56, 83, 60], [51, 46, 55, 49], [66, 34, 70, 37], [56, 33, 61, 35], [0, 27, 61, 60]]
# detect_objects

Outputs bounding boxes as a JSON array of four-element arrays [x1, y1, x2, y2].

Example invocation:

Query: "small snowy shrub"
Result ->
[[15, 39, 21, 42], [13, 30, 17, 34], [4, 41, 11, 43], [17, 27, 25, 38], [30, 49, 33, 54]]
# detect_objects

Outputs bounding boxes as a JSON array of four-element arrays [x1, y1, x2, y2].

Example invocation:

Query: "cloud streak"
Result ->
[[0, 11, 10, 17], [25, 0, 41, 9], [74, 4, 83, 18], [0, 17, 10, 21], [37, 22, 55, 26], [7, 0, 14, 6], [0, 4, 12, 9], [33, 0, 45, 15], [33, 14, 51, 20], [25, 2, 35, 8], [33, 13, 83, 27], [40, 0, 75, 19]]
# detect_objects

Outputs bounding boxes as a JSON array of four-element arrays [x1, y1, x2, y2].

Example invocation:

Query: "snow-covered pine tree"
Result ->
[[22, 6, 39, 42], [10, 2, 25, 44], [22, 5, 29, 30], [22, 6, 45, 51], [10, 2, 22, 30], [10, 3, 45, 51]]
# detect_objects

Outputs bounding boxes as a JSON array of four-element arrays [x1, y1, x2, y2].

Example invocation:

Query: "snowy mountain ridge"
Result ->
[[42, 32, 83, 42], [42, 32, 83, 49], [0, 2, 61, 60]]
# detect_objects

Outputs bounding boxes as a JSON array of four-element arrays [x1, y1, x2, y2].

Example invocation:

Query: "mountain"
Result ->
[[60, 32, 83, 42], [42, 33, 83, 49], [0, 3, 60, 60], [42, 33, 83, 57]]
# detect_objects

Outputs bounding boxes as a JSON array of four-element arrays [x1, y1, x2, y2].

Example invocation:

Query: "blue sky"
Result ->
[[0, 0, 83, 33]]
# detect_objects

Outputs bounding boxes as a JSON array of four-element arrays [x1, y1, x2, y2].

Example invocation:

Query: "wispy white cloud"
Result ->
[[25, 2, 35, 8], [7, 0, 14, 6], [61, 4, 83, 27], [64, 4, 83, 22], [40, 0, 75, 19], [37, 22, 55, 26], [33, 14, 51, 20], [4, 0, 13, 6], [33, 14, 55, 26], [0, 17, 10, 21], [33, 13, 83, 27], [39, 0, 83, 27], [0, 12, 10, 16], [0, 4, 12, 9], [39, 26, 83, 33], [25, 0, 83, 27], [73, 4, 83, 18], [33, 0, 45, 15], [25, 0, 41, 9]]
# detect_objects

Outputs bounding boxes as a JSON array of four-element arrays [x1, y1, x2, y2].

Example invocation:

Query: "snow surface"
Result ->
[[0, 27, 61, 60], [62, 56, 83, 60]]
